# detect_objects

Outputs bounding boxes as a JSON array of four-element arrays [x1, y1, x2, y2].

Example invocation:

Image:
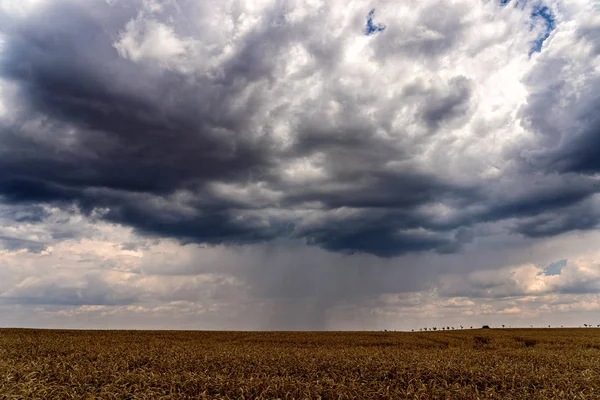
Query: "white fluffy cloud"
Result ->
[[114, 18, 194, 69]]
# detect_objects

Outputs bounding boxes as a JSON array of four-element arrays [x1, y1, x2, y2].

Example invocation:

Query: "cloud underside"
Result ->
[[1, 216, 600, 329], [0, 0, 598, 259]]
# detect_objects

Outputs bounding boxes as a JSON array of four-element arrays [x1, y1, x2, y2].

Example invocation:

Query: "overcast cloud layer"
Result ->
[[0, 0, 599, 330]]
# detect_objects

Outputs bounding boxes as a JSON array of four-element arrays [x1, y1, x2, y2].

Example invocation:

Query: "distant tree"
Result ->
[[502, 325, 505, 328], [548, 325, 551, 328], [433, 327, 437, 331], [447, 326, 450, 330], [584, 324, 588, 327], [412, 329, 414, 332], [482, 325, 490, 329], [470, 326, 473, 329], [460, 325, 463, 329]]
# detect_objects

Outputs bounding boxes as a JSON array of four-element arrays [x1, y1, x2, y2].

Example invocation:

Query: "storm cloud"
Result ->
[[0, 0, 597, 259]]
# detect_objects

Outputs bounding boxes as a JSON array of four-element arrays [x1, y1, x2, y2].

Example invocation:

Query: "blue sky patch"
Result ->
[[529, 4, 556, 55], [498, 1, 556, 55], [543, 259, 567, 276], [364, 9, 385, 36]]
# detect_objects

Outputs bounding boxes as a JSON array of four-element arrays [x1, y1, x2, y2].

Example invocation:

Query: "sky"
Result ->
[[0, 0, 599, 330]]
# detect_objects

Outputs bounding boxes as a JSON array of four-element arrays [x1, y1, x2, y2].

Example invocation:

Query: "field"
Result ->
[[1, 329, 600, 399]]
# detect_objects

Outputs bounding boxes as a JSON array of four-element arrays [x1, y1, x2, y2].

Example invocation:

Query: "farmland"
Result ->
[[1, 328, 599, 399]]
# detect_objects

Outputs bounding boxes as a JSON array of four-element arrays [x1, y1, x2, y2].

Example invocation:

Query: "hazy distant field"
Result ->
[[1, 329, 599, 399]]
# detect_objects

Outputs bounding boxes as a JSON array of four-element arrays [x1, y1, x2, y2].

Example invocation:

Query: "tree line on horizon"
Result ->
[[409, 324, 600, 332]]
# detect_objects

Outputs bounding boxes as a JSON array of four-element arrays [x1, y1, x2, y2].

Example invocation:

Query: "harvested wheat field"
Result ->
[[1, 328, 600, 399]]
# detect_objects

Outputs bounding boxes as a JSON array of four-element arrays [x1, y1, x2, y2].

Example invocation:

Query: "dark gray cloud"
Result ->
[[0, 275, 136, 306], [420, 76, 474, 130], [0, 235, 46, 253], [0, 204, 49, 223], [371, 1, 470, 60], [0, 0, 598, 259], [514, 202, 600, 238], [519, 17, 600, 175]]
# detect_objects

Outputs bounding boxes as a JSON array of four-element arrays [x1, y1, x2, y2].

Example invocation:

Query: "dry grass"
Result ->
[[1, 328, 600, 399]]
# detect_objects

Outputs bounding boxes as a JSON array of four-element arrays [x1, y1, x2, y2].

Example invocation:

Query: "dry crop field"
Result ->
[[1, 328, 600, 399]]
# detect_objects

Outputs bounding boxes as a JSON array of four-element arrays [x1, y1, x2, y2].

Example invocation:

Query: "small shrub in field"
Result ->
[[474, 336, 491, 346], [515, 337, 536, 348]]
